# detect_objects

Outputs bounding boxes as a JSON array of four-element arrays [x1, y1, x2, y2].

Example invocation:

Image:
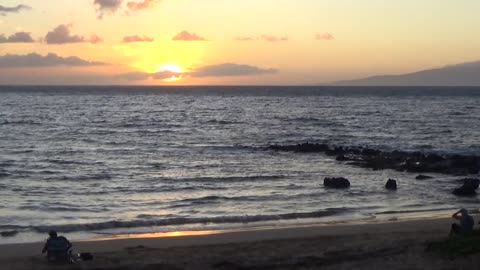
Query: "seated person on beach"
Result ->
[[42, 230, 72, 261], [450, 208, 474, 237]]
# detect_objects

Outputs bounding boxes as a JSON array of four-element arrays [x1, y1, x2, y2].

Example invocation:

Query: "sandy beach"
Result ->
[[1, 217, 479, 270]]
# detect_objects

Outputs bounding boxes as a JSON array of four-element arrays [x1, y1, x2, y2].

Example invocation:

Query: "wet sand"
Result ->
[[1, 217, 479, 270]]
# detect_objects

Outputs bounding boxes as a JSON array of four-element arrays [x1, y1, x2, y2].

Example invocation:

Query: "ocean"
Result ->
[[1, 86, 479, 244]]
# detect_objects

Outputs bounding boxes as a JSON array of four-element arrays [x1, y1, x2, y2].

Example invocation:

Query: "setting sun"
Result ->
[[157, 63, 183, 82], [159, 64, 182, 73]]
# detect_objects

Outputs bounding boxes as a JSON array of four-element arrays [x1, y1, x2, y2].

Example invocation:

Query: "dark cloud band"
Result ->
[[0, 32, 34, 43], [0, 53, 107, 68], [117, 63, 278, 80], [0, 4, 31, 15]]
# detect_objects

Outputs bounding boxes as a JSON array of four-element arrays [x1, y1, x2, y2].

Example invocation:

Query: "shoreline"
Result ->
[[2, 216, 479, 269], [0, 215, 459, 258], [0, 207, 460, 246]]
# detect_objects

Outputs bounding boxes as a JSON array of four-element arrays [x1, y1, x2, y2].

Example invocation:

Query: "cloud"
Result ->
[[94, 0, 123, 19], [261, 35, 288, 42], [45, 24, 85, 44], [0, 53, 107, 68], [189, 63, 278, 77], [234, 36, 259, 41], [117, 70, 182, 81], [127, 0, 161, 11], [152, 70, 181, 80], [45, 24, 102, 44], [234, 35, 289, 42], [0, 31, 34, 43], [316, 32, 335, 41], [172, 30, 206, 41], [89, 34, 104, 44], [0, 4, 31, 15], [116, 71, 152, 81], [117, 63, 277, 81], [123, 35, 154, 43]]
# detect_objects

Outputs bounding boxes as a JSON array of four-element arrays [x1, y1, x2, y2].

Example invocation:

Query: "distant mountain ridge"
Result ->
[[334, 60, 480, 86]]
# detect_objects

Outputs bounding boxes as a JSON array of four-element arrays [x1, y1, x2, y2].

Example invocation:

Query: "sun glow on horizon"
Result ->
[[158, 63, 183, 82], [158, 63, 183, 73]]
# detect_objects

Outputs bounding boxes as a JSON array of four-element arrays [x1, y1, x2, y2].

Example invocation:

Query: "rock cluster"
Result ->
[[267, 143, 480, 175]]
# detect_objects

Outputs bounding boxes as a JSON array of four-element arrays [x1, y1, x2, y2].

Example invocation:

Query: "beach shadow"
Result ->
[[426, 229, 480, 258]]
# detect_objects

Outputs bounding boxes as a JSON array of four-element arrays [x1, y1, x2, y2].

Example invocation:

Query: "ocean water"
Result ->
[[0, 86, 479, 244]]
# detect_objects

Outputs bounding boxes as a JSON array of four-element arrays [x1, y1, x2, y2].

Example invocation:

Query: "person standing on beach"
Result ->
[[450, 208, 474, 237]]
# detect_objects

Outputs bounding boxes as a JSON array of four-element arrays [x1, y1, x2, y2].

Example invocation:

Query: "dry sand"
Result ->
[[1, 217, 479, 270]]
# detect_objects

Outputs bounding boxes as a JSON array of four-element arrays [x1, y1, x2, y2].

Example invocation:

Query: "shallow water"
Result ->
[[0, 86, 479, 244]]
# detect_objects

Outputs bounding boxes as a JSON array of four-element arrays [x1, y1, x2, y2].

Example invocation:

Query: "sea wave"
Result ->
[[0, 120, 41, 126], [45, 173, 113, 182], [376, 207, 457, 215], [161, 175, 285, 183], [26, 209, 347, 233], [203, 119, 242, 125], [172, 194, 281, 205]]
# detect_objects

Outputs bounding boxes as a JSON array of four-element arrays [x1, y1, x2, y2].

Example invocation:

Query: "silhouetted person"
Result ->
[[450, 208, 474, 237], [42, 230, 72, 262]]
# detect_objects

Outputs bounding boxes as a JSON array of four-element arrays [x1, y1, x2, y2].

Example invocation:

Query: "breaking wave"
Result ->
[[25, 209, 347, 233]]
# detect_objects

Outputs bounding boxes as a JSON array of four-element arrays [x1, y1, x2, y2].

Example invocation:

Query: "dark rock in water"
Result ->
[[416, 175, 433, 180], [362, 148, 381, 156], [1, 230, 18, 237], [452, 178, 479, 196], [385, 179, 397, 190], [463, 178, 480, 189], [425, 154, 444, 163], [266, 142, 480, 176], [324, 177, 350, 189], [453, 187, 476, 196]]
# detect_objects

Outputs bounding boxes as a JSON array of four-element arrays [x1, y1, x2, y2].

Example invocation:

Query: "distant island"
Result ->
[[333, 60, 480, 86]]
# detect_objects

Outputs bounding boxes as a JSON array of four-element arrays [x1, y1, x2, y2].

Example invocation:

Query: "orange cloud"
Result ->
[[261, 34, 288, 42], [234, 35, 289, 42], [118, 70, 181, 81], [123, 35, 154, 42], [127, 0, 161, 11], [234, 36, 259, 41], [316, 32, 335, 41], [172, 30, 206, 41], [90, 34, 104, 44]]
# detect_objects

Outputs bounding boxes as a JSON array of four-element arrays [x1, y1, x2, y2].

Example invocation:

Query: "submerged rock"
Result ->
[[385, 179, 397, 190], [324, 177, 351, 189], [452, 178, 479, 196]]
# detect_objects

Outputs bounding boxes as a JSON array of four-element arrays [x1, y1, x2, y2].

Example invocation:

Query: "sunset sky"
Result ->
[[0, 0, 479, 85]]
